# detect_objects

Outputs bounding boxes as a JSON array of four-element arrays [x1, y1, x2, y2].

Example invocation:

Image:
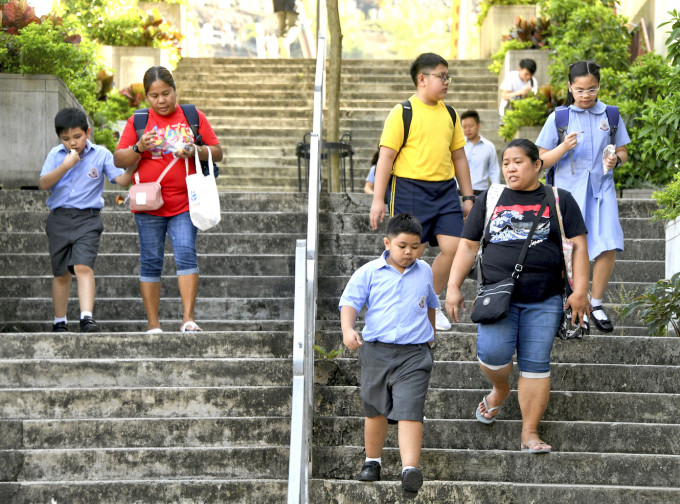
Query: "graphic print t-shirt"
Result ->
[[461, 185, 587, 302]]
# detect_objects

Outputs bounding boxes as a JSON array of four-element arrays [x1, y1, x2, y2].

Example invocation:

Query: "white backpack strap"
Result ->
[[484, 183, 505, 228]]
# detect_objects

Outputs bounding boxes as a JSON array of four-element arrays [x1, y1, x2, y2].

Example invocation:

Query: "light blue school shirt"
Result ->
[[462, 135, 500, 191], [339, 251, 440, 345], [536, 101, 630, 259], [40, 140, 125, 210]]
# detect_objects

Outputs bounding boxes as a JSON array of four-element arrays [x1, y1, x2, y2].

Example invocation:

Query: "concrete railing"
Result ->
[[287, 4, 327, 503]]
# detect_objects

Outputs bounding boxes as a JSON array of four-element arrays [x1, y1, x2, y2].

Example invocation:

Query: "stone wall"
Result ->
[[0, 74, 93, 189]]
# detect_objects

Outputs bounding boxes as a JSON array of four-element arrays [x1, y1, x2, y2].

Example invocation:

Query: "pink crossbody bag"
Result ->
[[129, 157, 180, 211]]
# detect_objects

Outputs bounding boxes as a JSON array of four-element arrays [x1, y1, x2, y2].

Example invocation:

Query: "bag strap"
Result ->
[[544, 184, 571, 291], [476, 184, 505, 286], [134, 156, 180, 184], [399, 100, 456, 153], [188, 143, 214, 177], [605, 105, 619, 145], [512, 196, 549, 279]]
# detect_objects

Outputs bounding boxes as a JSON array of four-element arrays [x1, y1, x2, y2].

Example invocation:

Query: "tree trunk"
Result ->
[[326, 0, 342, 192]]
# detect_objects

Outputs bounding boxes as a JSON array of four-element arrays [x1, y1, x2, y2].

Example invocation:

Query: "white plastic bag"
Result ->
[[602, 144, 616, 174], [186, 146, 221, 231]]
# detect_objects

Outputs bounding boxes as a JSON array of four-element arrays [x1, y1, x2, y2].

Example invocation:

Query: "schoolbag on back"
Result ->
[[133, 104, 220, 178], [546, 104, 619, 185], [399, 99, 457, 152]]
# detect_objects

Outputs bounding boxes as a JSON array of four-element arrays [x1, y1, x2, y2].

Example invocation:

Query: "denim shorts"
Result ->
[[134, 211, 198, 282], [476, 294, 563, 378]]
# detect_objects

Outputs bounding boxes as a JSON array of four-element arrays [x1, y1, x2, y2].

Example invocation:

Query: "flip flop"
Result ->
[[475, 395, 501, 425], [180, 321, 202, 333], [146, 328, 163, 334], [521, 440, 552, 453]]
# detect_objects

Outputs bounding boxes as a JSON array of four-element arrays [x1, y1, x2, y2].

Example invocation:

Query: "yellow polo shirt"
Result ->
[[380, 95, 466, 181]]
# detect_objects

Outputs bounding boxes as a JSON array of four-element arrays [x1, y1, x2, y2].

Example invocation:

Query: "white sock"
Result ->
[[80, 311, 92, 320], [54, 316, 67, 324], [590, 299, 607, 321], [365, 457, 381, 466], [402, 465, 416, 474]]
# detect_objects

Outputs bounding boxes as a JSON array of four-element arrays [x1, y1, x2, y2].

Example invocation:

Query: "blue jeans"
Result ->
[[476, 294, 563, 378], [134, 211, 198, 282]]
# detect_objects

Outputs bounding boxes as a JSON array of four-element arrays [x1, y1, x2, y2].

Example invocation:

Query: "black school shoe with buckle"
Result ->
[[401, 467, 423, 499], [357, 461, 381, 482], [591, 305, 614, 333], [52, 321, 69, 332], [80, 316, 100, 333]]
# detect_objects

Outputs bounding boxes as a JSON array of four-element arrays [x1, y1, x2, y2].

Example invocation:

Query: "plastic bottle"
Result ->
[[602, 144, 616, 174]]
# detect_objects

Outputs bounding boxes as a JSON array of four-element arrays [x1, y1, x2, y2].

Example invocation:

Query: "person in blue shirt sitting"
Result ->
[[339, 213, 439, 500], [39, 108, 137, 332]]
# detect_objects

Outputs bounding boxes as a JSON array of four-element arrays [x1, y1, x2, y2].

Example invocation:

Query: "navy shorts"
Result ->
[[46, 208, 103, 277], [359, 341, 433, 423], [387, 176, 464, 247]]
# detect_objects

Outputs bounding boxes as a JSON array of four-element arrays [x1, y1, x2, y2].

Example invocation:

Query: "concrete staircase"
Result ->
[[0, 180, 677, 501], [173, 58, 501, 193]]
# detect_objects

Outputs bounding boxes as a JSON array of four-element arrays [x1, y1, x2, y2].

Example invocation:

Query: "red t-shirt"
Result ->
[[117, 106, 220, 216]]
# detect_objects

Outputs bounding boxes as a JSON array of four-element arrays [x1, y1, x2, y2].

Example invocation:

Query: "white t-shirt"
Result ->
[[499, 70, 538, 116]]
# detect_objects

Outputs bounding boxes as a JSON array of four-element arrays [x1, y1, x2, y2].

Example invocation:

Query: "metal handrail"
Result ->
[[287, 3, 327, 502]]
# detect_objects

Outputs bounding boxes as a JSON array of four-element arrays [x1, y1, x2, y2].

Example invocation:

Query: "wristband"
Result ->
[[462, 195, 476, 202], [614, 154, 622, 168], [132, 143, 142, 154]]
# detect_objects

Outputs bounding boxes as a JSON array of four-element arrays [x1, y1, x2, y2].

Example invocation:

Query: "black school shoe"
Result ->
[[401, 467, 423, 499], [80, 316, 100, 333], [52, 321, 69, 332], [591, 305, 614, 333], [357, 461, 381, 482]]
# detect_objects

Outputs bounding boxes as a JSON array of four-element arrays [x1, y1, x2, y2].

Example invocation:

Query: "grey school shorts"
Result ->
[[359, 340, 433, 422], [46, 208, 103, 277]]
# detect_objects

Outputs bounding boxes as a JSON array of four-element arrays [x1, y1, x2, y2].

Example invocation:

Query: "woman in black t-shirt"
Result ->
[[445, 139, 589, 453]]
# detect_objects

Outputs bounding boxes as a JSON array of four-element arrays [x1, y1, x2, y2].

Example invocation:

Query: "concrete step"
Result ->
[[0, 480, 289, 504], [0, 446, 290, 481], [0, 211, 663, 239], [317, 387, 678, 424], [0, 358, 291, 388], [13, 416, 291, 449], [2, 357, 677, 394], [0, 386, 291, 420], [312, 445, 680, 486], [0, 331, 295, 359], [0, 297, 296, 324], [315, 416, 680, 455], [0, 319, 294, 333], [308, 480, 680, 503]]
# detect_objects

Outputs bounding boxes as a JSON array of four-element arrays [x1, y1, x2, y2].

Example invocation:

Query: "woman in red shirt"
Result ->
[[114, 66, 223, 333]]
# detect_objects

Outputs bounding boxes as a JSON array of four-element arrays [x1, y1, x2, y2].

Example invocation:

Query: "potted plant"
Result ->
[[477, 0, 539, 58], [652, 171, 680, 279]]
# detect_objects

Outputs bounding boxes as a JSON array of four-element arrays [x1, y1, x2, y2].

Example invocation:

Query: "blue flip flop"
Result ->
[[475, 395, 501, 424]]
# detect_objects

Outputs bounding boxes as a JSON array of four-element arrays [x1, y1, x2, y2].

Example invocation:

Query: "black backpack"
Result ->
[[399, 99, 457, 153], [133, 104, 219, 178]]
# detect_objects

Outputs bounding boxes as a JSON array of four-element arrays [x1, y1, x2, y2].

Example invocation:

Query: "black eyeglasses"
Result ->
[[422, 72, 453, 84]]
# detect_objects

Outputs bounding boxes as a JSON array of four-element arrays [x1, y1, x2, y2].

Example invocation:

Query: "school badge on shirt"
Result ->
[[599, 120, 610, 132], [418, 295, 426, 309], [87, 167, 99, 179]]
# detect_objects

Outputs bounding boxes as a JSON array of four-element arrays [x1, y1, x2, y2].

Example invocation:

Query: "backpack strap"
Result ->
[[605, 105, 619, 145], [400, 100, 412, 151], [179, 104, 204, 145], [133, 108, 150, 141], [475, 183, 506, 285], [554, 106, 570, 145]]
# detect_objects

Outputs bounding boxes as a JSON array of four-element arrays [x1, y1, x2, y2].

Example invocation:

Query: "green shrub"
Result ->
[[652, 170, 680, 223], [622, 272, 680, 337], [499, 96, 548, 140], [489, 39, 532, 74], [541, 0, 630, 87]]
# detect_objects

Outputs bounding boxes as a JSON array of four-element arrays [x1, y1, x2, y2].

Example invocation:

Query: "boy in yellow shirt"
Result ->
[[369, 53, 475, 331]]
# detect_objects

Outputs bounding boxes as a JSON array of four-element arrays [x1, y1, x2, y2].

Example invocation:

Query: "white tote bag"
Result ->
[[185, 147, 221, 231]]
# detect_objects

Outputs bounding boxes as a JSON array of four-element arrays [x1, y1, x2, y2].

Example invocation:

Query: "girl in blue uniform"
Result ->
[[536, 61, 630, 333]]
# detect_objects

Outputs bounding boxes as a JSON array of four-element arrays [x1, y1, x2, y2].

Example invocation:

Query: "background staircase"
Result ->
[[1, 56, 677, 502], [174, 58, 502, 193]]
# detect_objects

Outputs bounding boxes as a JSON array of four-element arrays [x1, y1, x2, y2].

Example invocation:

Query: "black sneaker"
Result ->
[[52, 321, 69, 332], [357, 461, 381, 482], [80, 316, 100, 332], [401, 467, 423, 499]]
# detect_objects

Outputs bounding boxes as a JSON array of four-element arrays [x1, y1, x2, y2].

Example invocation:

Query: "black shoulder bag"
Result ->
[[470, 195, 549, 324]]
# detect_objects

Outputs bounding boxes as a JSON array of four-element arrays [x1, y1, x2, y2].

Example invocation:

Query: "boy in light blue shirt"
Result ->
[[339, 213, 439, 500], [39, 108, 136, 332]]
